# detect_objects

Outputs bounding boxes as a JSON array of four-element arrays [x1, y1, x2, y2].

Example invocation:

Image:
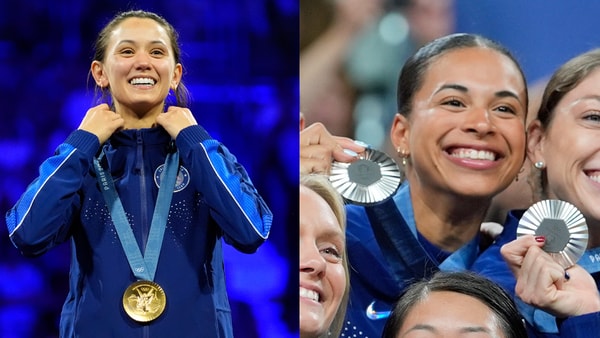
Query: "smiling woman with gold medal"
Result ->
[[6, 10, 272, 337]]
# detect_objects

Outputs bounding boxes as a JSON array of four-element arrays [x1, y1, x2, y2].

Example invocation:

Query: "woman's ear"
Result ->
[[390, 113, 410, 155], [91, 61, 108, 88], [527, 119, 545, 165], [171, 63, 183, 90]]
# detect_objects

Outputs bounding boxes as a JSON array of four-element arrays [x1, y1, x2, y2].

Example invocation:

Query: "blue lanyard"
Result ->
[[93, 150, 179, 281], [579, 246, 600, 274], [395, 183, 479, 271]]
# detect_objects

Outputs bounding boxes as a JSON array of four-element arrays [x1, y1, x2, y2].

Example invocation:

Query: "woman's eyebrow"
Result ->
[[403, 324, 492, 336], [115, 39, 167, 46], [403, 324, 436, 335], [434, 83, 468, 94], [460, 326, 492, 334]]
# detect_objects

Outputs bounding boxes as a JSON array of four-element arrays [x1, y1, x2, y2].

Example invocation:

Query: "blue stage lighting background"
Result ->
[[0, 1, 298, 337]]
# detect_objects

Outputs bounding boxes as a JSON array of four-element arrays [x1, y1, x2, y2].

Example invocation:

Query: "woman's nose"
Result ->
[[133, 53, 152, 70], [463, 107, 496, 137], [300, 241, 326, 278]]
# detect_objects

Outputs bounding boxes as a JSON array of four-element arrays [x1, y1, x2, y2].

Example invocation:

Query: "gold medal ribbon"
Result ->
[[94, 147, 179, 322]]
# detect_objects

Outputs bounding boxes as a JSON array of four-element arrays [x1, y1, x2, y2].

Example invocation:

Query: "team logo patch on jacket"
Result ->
[[154, 164, 190, 192]]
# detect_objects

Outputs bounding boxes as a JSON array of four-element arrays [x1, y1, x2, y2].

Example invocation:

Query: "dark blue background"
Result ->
[[0, 1, 298, 337]]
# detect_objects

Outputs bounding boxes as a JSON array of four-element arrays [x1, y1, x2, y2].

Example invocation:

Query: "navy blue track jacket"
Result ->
[[6, 125, 272, 337]]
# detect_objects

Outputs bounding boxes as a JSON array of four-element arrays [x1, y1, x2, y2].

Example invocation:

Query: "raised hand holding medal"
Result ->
[[517, 199, 589, 269]]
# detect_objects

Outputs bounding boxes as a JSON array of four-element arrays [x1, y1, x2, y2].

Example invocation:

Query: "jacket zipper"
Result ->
[[136, 131, 150, 338], [136, 131, 149, 254]]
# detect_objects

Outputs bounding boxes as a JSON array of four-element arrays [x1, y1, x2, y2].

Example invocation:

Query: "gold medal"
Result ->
[[122, 280, 166, 322]]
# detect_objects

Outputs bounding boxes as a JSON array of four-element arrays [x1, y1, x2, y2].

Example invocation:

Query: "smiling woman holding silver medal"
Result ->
[[5, 10, 272, 337], [301, 33, 530, 337], [472, 49, 600, 337]]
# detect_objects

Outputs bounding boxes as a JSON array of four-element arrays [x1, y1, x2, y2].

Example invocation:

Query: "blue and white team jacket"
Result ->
[[6, 125, 272, 338], [341, 183, 484, 338]]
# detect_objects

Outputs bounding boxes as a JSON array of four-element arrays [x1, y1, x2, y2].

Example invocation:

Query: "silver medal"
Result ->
[[329, 148, 401, 205], [517, 199, 588, 268]]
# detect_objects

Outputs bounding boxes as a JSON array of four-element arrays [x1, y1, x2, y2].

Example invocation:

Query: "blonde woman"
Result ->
[[300, 174, 349, 338]]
